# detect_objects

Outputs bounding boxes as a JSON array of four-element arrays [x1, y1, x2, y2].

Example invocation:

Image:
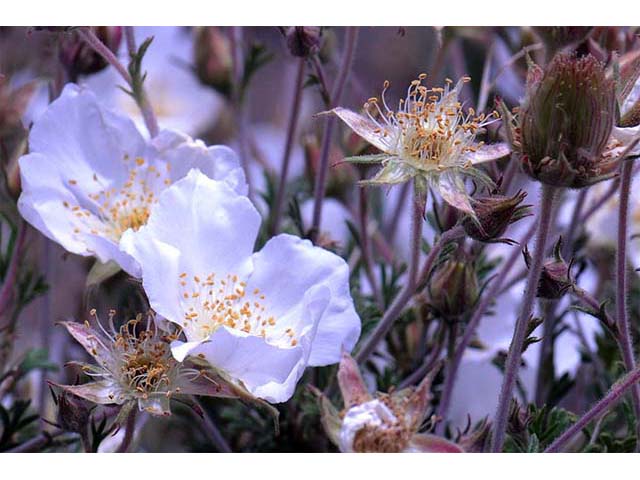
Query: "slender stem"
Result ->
[[355, 190, 424, 364], [310, 27, 359, 243], [116, 408, 137, 453], [192, 397, 232, 453], [615, 158, 640, 448], [491, 184, 557, 452], [386, 182, 410, 243], [436, 220, 537, 433], [534, 189, 586, 406], [122, 26, 159, 138], [270, 57, 306, 234], [230, 26, 254, 199], [359, 186, 383, 308], [0, 222, 27, 320], [78, 28, 131, 83], [78, 27, 158, 137], [545, 363, 640, 452], [6, 430, 64, 453]]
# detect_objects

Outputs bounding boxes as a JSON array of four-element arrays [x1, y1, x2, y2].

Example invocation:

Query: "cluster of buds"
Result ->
[[462, 190, 531, 243], [54, 310, 238, 417], [318, 353, 463, 453], [524, 238, 575, 299], [59, 27, 123, 81], [193, 27, 233, 97], [517, 53, 617, 189]]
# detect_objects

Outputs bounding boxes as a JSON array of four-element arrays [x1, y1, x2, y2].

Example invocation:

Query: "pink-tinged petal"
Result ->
[[405, 433, 464, 453], [54, 381, 125, 405], [175, 371, 239, 399], [465, 142, 511, 164], [245, 234, 361, 366], [405, 368, 438, 428], [337, 351, 371, 408], [331, 107, 391, 153], [60, 321, 111, 366], [433, 171, 474, 216]]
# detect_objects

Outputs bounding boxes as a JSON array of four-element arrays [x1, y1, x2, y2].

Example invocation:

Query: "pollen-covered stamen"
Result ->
[[63, 155, 172, 242], [85, 310, 200, 403], [178, 272, 299, 347], [363, 76, 499, 170]]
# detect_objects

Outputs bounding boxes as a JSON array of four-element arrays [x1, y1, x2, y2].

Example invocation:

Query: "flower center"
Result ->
[[64, 156, 171, 241], [363, 75, 496, 169], [113, 318, 177, 396], [178, 272, 298, 347]]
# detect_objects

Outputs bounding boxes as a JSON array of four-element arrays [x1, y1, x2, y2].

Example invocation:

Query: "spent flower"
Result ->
[[332, 75, 509, 217], [56, 311, 236, 416], [319, 352, 463, 453]]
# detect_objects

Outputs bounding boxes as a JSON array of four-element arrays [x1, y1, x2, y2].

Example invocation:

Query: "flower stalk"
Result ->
[[615, 157, 640, 449], [491, 184, 557, 452], [310, 26, 359, 243]]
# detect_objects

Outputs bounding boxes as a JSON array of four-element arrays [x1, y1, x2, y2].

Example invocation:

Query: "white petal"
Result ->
[[177, 327, 308, 403], [122, 170, 261, 284], [331, 107, 392, 153], [245, 234, 361, 366], [149, 130, 247, 195], [612, 125, 640, 156], [465, 142, 511, 164]]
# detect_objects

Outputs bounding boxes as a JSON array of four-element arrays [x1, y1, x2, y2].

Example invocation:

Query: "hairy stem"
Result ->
[[545, 363, 640, 452], [491, 184, 557, 452], [270, 57, 306, 234], [615, 158, 640, 449], [78, 27, 158, 137], [310, 27, 359, 243], [436, 220, 537, 433]]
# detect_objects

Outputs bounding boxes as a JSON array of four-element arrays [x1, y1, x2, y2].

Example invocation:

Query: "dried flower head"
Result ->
[[519, 53, 618, 188], [319, 352, 463, 453], [56, 310, 236, 416], [332, 75, 509, 217]]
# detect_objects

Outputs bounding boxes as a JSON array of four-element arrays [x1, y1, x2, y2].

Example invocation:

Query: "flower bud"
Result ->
[[304, 134, 356, 200], [524, 238, 574, 299], [520, 53, 616, 189], [193, 27, 233, 97], [54, 389, 92, 434], [462, 190, 531, 242], [427, 255, 479, 319], [60, 27, 122, 81], [286, 26, 321, 57]]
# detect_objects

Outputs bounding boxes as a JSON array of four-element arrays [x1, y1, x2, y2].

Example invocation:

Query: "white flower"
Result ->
[[18, 84, 245, 277], [339, 399, 400, 452], [85, 26, 223, 136], [121, 169, 361, 403]]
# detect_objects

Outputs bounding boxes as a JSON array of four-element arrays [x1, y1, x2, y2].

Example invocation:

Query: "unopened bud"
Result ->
[[525, 238, 574, 299], [286, 26, 321, 57], [60, 27, 122, 81], [56, 390, 92, 434], [520, 53, 616, 189], [194, 27, 233, 97], [427, 255, 479, 319], [463, 190, 531, 242]]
